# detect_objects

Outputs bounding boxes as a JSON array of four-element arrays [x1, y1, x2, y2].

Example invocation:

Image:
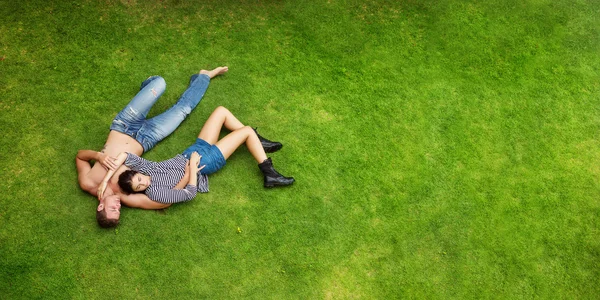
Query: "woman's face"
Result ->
[[131, 173, 150, 192]]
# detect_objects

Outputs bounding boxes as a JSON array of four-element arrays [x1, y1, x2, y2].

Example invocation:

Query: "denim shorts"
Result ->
[[182, 138, 226, 175]]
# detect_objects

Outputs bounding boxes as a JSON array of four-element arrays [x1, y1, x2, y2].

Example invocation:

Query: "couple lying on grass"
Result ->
[[76, 66, 294, 228]]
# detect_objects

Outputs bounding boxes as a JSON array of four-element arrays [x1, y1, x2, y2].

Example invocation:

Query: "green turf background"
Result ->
[[1, 0, 599, 298]]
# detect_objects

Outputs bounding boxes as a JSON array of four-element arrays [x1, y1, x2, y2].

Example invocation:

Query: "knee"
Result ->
[[214, 106, 231, 116], [144, 75, 165, 85], [242, 126, 254, 135], [179, 105, 192, 116], [153, 76, 166, 90], [234, 125, 253, 134], [141, 76, 166, 93], [152, 77, 166, 96]]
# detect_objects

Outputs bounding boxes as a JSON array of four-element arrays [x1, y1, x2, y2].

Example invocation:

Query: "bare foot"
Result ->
[[200, 66, 229, 79]]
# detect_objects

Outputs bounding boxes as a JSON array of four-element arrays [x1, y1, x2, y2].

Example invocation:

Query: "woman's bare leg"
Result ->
[[214, 125, 294, 188], [215, 126, 267, 163], [197, 106, 245, 144]]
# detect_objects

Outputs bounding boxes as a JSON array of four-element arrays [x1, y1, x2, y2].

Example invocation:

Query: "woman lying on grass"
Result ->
[[97, 106, 294, 205]]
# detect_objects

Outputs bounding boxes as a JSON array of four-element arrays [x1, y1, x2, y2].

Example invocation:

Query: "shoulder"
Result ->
[[79, 178, 98, 194], [78, 166, 106, 194], [78, 173, 100, 194]]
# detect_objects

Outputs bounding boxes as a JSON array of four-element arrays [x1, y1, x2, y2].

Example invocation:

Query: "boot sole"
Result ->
[[264, 181, 294, 188]]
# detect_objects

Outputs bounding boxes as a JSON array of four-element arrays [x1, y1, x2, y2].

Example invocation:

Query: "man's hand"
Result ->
[[98, 153, 118, 170]]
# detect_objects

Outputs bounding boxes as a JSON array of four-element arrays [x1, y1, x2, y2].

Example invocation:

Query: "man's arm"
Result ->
[[120, 193, 172, 210], [75, 150, 100, 193]]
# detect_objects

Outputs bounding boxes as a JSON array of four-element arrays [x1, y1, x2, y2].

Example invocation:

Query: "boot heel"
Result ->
[[258, 158, 295, 188]]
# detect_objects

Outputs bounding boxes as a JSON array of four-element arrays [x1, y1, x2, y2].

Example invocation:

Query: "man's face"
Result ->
[[98, 195, 121, 220]]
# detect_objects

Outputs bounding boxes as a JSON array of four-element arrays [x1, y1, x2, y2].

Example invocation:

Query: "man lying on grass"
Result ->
[[76, 66, 229, 228], [97, 106, 294, 228]]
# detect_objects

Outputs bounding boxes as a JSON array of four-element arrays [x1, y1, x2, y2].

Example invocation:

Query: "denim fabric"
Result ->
[[182, 138, 226, 175], [110, 74, 211, 152]]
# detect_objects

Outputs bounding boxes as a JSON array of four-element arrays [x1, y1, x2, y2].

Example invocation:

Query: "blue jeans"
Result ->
[[110, 74, 211, 152]]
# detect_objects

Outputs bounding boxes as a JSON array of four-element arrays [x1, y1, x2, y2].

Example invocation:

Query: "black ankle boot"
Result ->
[[258, 158, 295, 188], [254, 128, 282, 153]]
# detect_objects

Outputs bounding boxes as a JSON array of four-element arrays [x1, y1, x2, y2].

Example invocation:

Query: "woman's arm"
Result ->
[[97, 152, 128, 199], [147, 153, 204, 204], [148, 186, 198, 204], [188, 152, 200, 188], [76, 150, 118, 170], [173, 162, 191, 190], [173, 152, 205, 189]]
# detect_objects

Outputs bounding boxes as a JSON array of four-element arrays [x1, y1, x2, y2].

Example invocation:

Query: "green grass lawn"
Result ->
[[1, 0, 599, 298]]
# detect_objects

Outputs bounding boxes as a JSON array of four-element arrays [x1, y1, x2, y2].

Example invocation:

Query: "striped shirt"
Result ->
[[125, 153, 209, 204]]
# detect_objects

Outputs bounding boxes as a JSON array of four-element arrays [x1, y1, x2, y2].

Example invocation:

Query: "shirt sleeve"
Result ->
[[147, 185, 198, 204], [156, 154, 188, 170], [196, 174, 210, 193], [124, 152, 157, 172]]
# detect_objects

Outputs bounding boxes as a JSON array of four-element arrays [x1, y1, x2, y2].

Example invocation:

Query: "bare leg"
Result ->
[[197, 106, 245, 144], [215, 126, 267, 163], [200, 66, 228, 79]]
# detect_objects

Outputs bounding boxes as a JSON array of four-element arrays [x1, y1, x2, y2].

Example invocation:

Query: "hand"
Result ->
[[189, 152, 206, 172], [97, 181, 108, 200], [98, 153, 118, 171]]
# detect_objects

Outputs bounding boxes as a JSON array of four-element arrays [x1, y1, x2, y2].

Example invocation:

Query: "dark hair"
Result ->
[[96, 208, 119, 228], [118, 170, 139, 194]]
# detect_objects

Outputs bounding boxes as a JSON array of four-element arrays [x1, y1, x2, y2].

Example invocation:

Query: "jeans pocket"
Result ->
[[110, 118, 128, 133], [138, 136, 154, 153]]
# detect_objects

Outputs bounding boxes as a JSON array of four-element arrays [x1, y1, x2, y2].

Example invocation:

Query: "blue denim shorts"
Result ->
[[182, 138, 226, 175]]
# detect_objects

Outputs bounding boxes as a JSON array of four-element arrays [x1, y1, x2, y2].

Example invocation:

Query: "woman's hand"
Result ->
[[189, 152, 206, 173], [98, 152, 128, 199], [186, 152, 204, 188], [189, 152, 200, 167], [97, 181, 108, 200], [98, 153, 118, 171]]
